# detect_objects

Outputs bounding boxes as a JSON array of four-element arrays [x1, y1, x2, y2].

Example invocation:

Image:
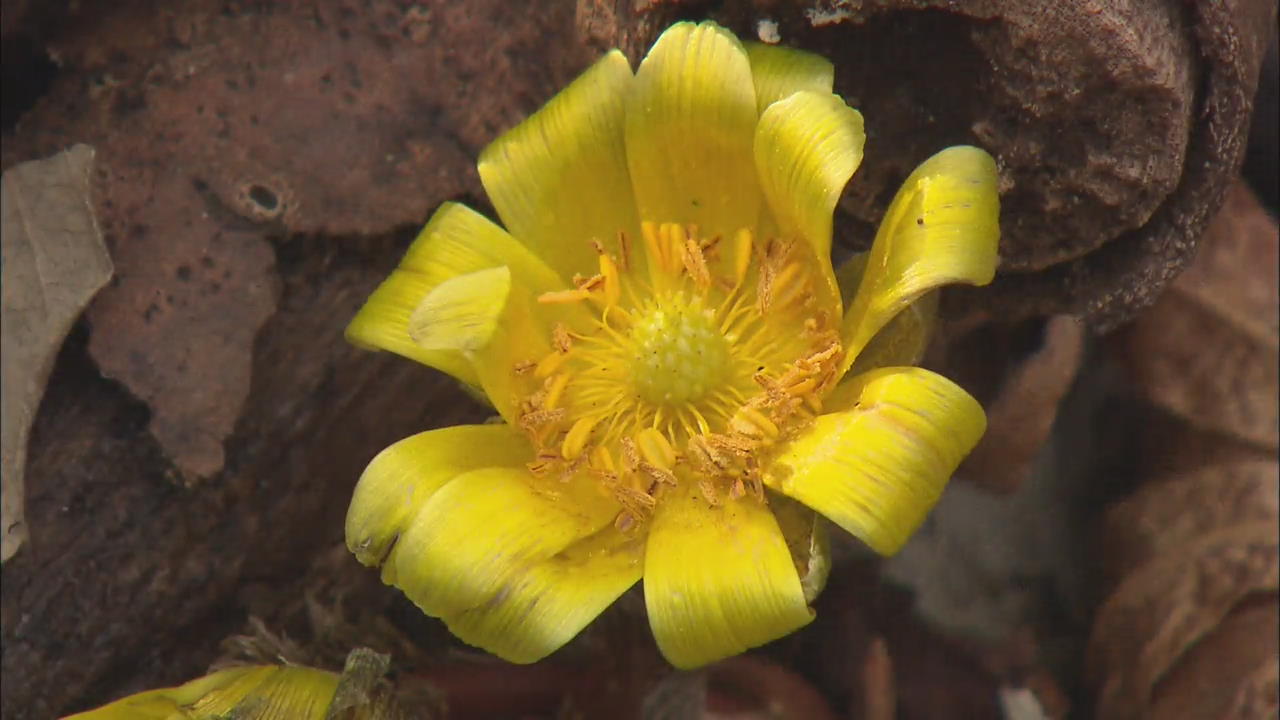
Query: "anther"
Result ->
[[534, 350, 570, 378], [682, 237, 712, 290], [561, 415, 599, 460], [552, 324, 573, 353], [617, 230, 632, 271], [591, 445, 617, 474], [733, 228, 754, 285], [642, 221, 668, 273], [635, 428, 677, 470], [543, 373, 570, 409], [599, 254, 622, 306], [729, 406, 780, 440], [538, 288, 592, 304]]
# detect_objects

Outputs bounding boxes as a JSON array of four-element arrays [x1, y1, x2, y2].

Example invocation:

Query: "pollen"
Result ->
[[513, 221, 844, 528]]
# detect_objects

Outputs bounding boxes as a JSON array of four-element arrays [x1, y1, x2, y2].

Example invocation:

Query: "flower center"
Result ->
[[513, 221, 844, 531], [629, 294, 731, 405]]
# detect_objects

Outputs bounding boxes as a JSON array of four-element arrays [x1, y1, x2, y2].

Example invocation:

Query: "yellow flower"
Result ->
[[344, 21, 998, 669]]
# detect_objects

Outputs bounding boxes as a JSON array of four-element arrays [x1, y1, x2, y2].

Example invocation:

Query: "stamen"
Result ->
[[635, 428, 677, 470], [698, 477, 721, 506], [733, 228, 754, 286], [561, 415, 599, 460], [642, 222, 668, 273], [515, 219, 841, 516], [770, 262, 807, 309], [535, 350, 570, 378], [617, 230, 632, 271], [538, 288, 592, 304], [552, 324, 574, 353], [591, 445, 617, 474], [681, 237, 712, 290], [599, 254, 622, 306], [730, 406, 780, 441], [544, 373, 570, 409]]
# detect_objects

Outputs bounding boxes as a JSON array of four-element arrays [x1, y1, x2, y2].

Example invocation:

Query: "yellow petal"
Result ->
[[407, 265, 511, 351], [345, 202, 570, 386], [839, 146, 999, 373], [769, 492, 832, 604], [644, 484, 814, 669], [834, 251, 938, 376], [444, 526, 643, 663], [188, 666, 337, 719], [744, 42, 834, 113], [625, 21, 760, 246], [754, 90, 864, 262], [385, 466, 619, 621], [478, 51, 639, 279], [346, 424, 532, 568], [61, 666, 339, 720], [765, 366, 986, 556]]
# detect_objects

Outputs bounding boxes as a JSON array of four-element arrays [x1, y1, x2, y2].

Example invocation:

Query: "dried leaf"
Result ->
[[1088, 521, 1279, 719], [0, 144, 113, 563], [957, 315, 1085, 493], [1118, 182, 1279, 451], [1100, 460, 1279, 585], [85, 172, 279, 482], [860, 637, 896, 720], [1147, 597, 1279, 720]]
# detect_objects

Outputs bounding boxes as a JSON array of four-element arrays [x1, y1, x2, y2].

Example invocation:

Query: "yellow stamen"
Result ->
[[534, 350, 570, 378], [538, 288, 592, 304], [599, 254, 622, 306], [544, 373, 570, 409], [729, 406, 779, 440], [733, 228, 754, 286], [562, 415, 599, 460], [682, 237, 712, 289], [635, 427, 677, 470]]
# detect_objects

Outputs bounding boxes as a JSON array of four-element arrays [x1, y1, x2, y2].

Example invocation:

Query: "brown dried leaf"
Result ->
[[85, 170, 279, 482], [1147, 596, 1279, 720], [1118, 182, 1279, 451], [1088, 521, 1279, 719], [1100, 460, 1279, 586], [957, 315, 1085, 493], [0, 144, 112, 562]]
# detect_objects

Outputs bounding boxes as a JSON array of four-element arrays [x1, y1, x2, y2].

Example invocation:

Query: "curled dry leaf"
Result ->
[[1117, 182, 1279, 452], [1090, 181, 1280, 719], [954, 314, 1085, 493], [1099, 460, 1279, 587], [0, 144, 113, 562], [1087, 520, 1278, 719]]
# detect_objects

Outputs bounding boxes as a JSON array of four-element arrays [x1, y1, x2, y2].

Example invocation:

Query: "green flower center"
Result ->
[[629, 294, 732, 405]]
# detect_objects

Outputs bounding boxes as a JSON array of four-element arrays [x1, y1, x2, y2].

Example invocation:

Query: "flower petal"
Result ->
[[625, 21, 760, 245], [62, 666, 339, 720], [839, 146, 999, 373], [444, 527, 643, 663], [769, 492, 832, 604], [385, 466, 619, 621], [407, 265, 512, 351], [754, 90, 864, 261], [345, 202, 570, 386], [744, 42, 834, 113], [478, 51, 638, 279], [345, 424, 532, 568], [765, 366, 986, 556], [644, 484, 813, 669]]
